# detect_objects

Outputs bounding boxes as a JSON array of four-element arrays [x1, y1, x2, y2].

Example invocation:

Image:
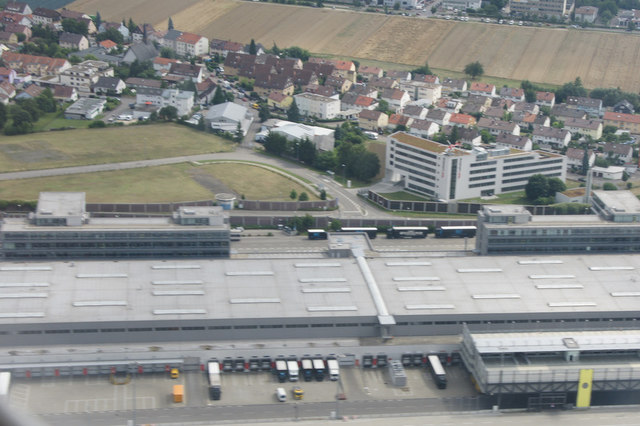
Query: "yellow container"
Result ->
[[173, 385, 184, 403]]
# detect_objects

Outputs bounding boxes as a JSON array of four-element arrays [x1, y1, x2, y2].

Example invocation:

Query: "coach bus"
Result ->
[[434, 226, 476, 238], [427, 355, 447, 389], [339, 227, 378, 239], [307, 229, 328, 240], [386, 226, 429, 239]]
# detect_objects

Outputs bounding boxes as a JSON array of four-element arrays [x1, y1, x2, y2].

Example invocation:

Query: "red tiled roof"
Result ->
[[99, 40, 117, 49], [355, 95, 376, 107], [470, 82, 495, 92], [177, 32, 202, 44], [536, 91, 555, 102], [449, 113, 476, 125], [604, 111, 640, 124]]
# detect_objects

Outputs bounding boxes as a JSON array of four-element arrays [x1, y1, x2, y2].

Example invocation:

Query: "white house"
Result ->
[[381, 88, 411, 113], [136, 88, 194, 117], [293, 93, 341, 120], [532, 126, 571, 150]]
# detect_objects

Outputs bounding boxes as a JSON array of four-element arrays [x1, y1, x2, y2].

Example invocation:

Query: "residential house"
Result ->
[[532, 126, 571, 149], [512, 111, 543, 128], [477, 117, 520, 136], [267, 92, 293, 110], [2, 52, 70, 76], [72, 46, 121, 64], [99, 40, 118, 53], [574, 6, 598, 22], [442, 78, 467, 94], [209, 39, 245, 58], [449, 113, 477, 127], [99, 22, 129, 41], [340, 92, 377, 111], [425, 109, 451, 126], [15, 83, 43, 100], [4, 2, 32, 15], [491, 97, 515, 110], [253, 73, 294, 99], [613, 100, 635, 115], [195, 77, 216, 105], [0, 67, 17, 84], [302, 61, 335, 81], [408, 119, 439, 138], [552, 104, 587, 120], [442, 125, 482, 146], [125, 77, 162, 91], [601, 142, 634, 164], [566, 96, 603, 117], [387, 114, 414, 130], [413, 74, 440, 84], [381, 88, 411, 112], [304, 84, 338, 98], [152, 57, 178, 73], [604, 111, 640, 134], [348, 84, 378, 98], [308, 58, 356, 82], [398, 80, 442, 104], [461, 95, 491, 115], [93, 76, 125, 95], [167, 62, 203, 83], [59, 9, 97, 34], [368, 76, 398, 91], [122, 43, 158, 64], [0, 80, 16, 99], [293, 92, 341, 120], [131, 23, 155, 43], [484, 106, 506, 120], [64, 97, 106, 119], [563, 117, 603, 139], [325, 75, 351, 94], [136, 87, 194, 117], [442, 0, 482, 9], [565, 147, 595, 170], [0, 11, 31, 27], [59, 60, 113, 93], [535, 91, 556, 108], [358, 65, 383, 80], [204, 102, 253, 135], [359, 109, 388, 132], [513, 101, 539, 114], [0, 31, 18, 44], [499, 87, 525, 102], [495, 133, 533, 151], [613, 9, 640, 28], [176, 32, 209, 57], [31, 8, 61, 26], [436, 97, 463, 113], [3, 23, 30, 40], [469, 82, 496, 97], [53, 85, 78, 103], [59, 32, 88, 51], [533, 114, 551, 127], [402, 104, 428, 120]]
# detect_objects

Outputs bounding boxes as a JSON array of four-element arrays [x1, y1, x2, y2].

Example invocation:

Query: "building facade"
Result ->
[[293, 93, 341, 120]]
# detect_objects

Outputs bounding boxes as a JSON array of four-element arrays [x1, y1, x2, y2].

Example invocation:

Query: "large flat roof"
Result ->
[[0, 217, 228, 232], [2, 253, 640, 325]]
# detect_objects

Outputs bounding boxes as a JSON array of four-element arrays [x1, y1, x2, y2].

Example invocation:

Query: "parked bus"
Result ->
[[434, 226, 476, 238], [386, 226, 429, 239], [427, 355, 447, 389], [339, 227, 378, 239], [208, 360, 221, 400], [0, 372, 10, 400], [307, 229, 328, 240]]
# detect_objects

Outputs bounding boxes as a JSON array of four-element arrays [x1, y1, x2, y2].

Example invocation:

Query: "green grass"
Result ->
[[379, 191, 431, 201], [0, 162, 318, 203], [32, 111, 95, 131], [0, 124, 234, 172], [461, 191, 529, 205]]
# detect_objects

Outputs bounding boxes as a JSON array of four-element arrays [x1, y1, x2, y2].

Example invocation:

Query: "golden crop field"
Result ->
[[68, 0, 640, 91]]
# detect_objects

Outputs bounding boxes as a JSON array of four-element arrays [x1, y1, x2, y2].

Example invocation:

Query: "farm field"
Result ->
[[0, 124, 233, 172], [68, 0, 640, 91], [0, 162, 318, 203]]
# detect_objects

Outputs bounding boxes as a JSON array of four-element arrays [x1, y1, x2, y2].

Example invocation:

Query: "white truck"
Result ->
[[287, 360, 299, 382], [327, 359, 340, 381], [275, 360, 288, 383]]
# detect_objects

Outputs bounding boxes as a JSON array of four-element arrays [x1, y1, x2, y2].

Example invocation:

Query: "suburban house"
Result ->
[[441, 78, 468, 94], [4, 22, 31, 40], [99, 22, 130, 41], [267, 92, 293, 110], [535, 91, 556, 108], [449, 113, 476, 127], [442, 126, 482, 146], [469, 82, 496, 97], [209, 39, 245, 58], [512, 101, 539, 114], [484, 106, 506, 120], [0, 67, 18, 84], [194, 77, 217, 105], [367, 76, 398, 91], [425, 109, 451, 126], [565, 147, 595, 170], [176, 32, 209, 57], [436, 98, 463, 113], [4, 1, 32, 15], [477, 117, 520, 136], [59, 60, 113, 93], [413, 74, 440, 84], [603, 111, 640, 134], [359, 109, 388, 132], [0, 11, 31, 27], [566, 96, 603, 117], [31, 7, 61, 26], [131, 23, 155, 43], [253, 73, 294, 99], [387, 114, 414, 130], [153, 57, 180, 73], [0, 80, 16, 100], [495, 134, 533, 151], [125, 77, 162, 91], [613, 100, 635, 115], [348, 84, 378, 98], [340, 93, 377, 111], [402, 105, 428, 120], [136, 87, 194, 117], [499, 87, 525, 102], [307, 58, 356, 82], [92, 76, 126, 95], [358, 65, 383, 80], [563, 117, 603, 139], [99, 40, 118, 52], [407, 119, 439, 138], [532, 126, 571, 149], [167, 63, 204, 83], [293, 93, 341, 120], [204, 102, 253, 135], [59, 32, 89, 51], [122, 43, 158, 64], [59, 9, 97, 34], [574, 6, 598, 22], [601, 143, 634, 164], [15, 83, 44, 100], [2, 52, 70, 76], [53, 85, 78, 103], [552, 104, 587, 120], [64, 97, 106, 119], [398, 80, 442, 104], [381, 88, 411, 112], [304, 84, 338, 98], [0, 31, 18, 44], [322, 75, 349, 94]]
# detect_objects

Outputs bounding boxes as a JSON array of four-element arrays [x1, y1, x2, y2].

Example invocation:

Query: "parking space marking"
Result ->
[[9, 384, 30, 409]]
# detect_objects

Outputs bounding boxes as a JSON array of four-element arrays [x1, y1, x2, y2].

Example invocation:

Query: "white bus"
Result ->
[[208, 360, 221, 400], [427, 355, 447, 389]]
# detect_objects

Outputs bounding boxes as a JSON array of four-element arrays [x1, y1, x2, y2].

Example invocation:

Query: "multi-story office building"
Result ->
[[0, 192, 230, 260], [475, 190, 640, 255], [386, 132, 566, 201], [509, 0, 570, 17]]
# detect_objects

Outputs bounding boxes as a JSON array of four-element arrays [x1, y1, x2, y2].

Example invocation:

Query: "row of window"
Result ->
[[3, 231, 228, 240]]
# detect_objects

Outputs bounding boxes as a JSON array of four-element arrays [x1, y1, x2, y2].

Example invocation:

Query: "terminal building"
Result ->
[[386, 132, 566, 201], [0, 192, 230, 260], [475, 191, 640, 255]]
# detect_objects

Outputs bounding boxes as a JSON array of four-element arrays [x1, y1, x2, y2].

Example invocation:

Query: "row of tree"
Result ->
[[0, 89, 57, 135]]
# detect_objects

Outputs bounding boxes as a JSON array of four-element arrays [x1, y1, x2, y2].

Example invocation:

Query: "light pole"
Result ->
[[295, 142, 299, 161], [341, 163, 346, 182]]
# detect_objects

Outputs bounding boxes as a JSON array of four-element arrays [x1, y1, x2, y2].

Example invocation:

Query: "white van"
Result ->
[[276, 387, 287, 402]]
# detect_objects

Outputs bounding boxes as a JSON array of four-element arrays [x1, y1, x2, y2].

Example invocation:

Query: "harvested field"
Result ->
[[67, 0, 640, 91]]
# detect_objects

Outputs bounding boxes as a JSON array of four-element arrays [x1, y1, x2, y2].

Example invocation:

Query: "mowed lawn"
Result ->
[[0, 124, 234, 172], [0, 162, 317, 203]]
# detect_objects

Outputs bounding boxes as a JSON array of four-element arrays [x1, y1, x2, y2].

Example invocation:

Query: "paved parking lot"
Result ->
[[10, 365, 476, 415]]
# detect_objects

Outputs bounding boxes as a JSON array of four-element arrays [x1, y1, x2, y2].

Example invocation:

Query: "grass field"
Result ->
[[0, 162, 317, 203], [67, 0, 640, 91], [32, 111, 95, 132], [0, 124, 233, 172]]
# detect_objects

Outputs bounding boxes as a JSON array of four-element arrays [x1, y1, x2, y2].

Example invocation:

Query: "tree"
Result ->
[[258, 104, 270, 122], [525, 174, 550, 201], [290, 189, 298, 200], [127, 17, 136, 33], [263, 132, 288, 155], [234, 122, 244, 142], [393, 2, 400, 9], [582, 148, 590, 175], [320, 189, 327, 200], [548, 177, 566, 194], [249, 39, 257, 55], [298, 192, 309, 201], [212, 87, 226, 105], [270, 42, 280, 56], [95, 12, 102, 30], [410, 61, 432, 76], [160, 47, 176, 59], [96, 27, 124, 44], [464, 61, 484, 79], [158, 106, 178, 121], [351, 150, 380, 181], [0, 103, 6, 130], [603, 182, 617, 191], [298, 138, 316, 165], [62, 18, 88, 35], [316, 0, 324, 7], [168, 17, 174, 30], [287, 100, 300, 122]]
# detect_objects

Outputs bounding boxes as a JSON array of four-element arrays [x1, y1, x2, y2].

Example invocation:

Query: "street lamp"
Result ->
[[341, 163, 346, 182], [295, 142, 299, 161]]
